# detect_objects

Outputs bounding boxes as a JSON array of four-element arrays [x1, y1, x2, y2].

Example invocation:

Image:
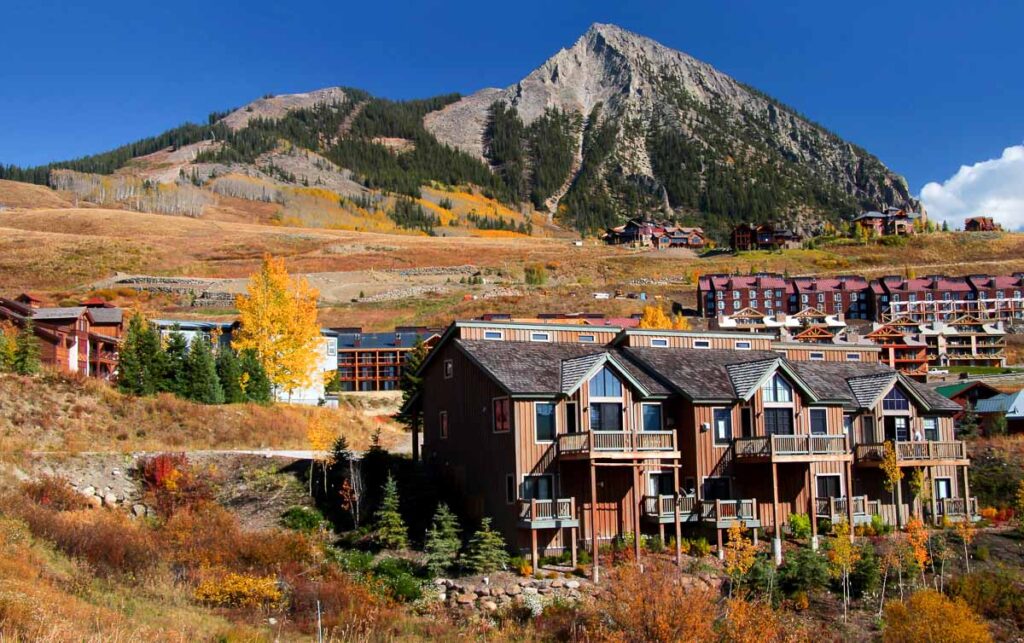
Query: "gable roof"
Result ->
[[975, 391, 1024, 418], [934, 381, 1000, 399], [454, 340, 668, 398]]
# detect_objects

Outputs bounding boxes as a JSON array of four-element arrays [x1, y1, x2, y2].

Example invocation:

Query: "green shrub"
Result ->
[[848, 542, 880, 599], [975, 545, 990, 562], [689, 537, 711, 557], [576, 549, 592, 565], [328, 548, 375, 573], [644, 535, 665, 553], [524, 264, 548, 286], [778, 547, 829, 595], [870, 514, 892, 536], [789, 513, 811, 540], [373, 557, 423, 602], [280, 506, 326, 532]]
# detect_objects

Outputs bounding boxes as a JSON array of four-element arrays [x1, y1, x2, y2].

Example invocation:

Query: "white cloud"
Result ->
[[919, 144, 1024, 231]]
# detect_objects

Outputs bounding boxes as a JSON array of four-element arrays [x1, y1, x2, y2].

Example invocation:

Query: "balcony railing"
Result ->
[[856, 441, 966, 463], [815, 495, 871, 519], [734, 434, 848, 460], [557, 430, 677, 458], [938, 497, 979, 518], [641, 496, 757, 525], [519, 498, 577, 525]]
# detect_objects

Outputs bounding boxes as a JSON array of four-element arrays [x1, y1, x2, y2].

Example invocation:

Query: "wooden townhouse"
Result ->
[[407, 321, 969, 575], [0, 295, 124, 379], [964, 217, 1001, 232], [852, 208, 921, 236], [917, 316, 1007, 369], [729, 223, 802, 251]]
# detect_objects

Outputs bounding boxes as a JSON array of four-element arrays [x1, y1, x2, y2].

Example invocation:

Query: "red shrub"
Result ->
[[18, 508, 157, 577], [138, 453, 212, 517], [285, 566, 391, 636]]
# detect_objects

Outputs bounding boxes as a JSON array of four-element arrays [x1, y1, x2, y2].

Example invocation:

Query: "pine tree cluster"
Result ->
[[117, 316, 271, 405], [0, 320, 41, 375]]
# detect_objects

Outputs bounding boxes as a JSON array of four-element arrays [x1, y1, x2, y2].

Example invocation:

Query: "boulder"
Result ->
[[456, 594, 475, 605], [102, 493, 118, 508], [131, 504, 147, 517], [85, 495, 102, 509], [522, 586, 538, 595], [481, 600, 498, 612], [81, 486, 95, 497]]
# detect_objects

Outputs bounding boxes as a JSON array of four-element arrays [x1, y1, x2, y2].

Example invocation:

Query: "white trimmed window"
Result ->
[[809, 351, 825, 361], [735, 340, 751, 350], [846, 352, 861, 362], [578, 334, 596, 343], [651, 338, 669, 348], [693, 340, 711, 349], [483, 330, 503, 340], [534, 402, 556, 442], [443, 359, 454, 379], [530, 331, 551, 342]]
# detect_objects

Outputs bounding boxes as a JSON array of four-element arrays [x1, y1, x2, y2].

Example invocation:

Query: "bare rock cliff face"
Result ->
[[424, 23, 916, 212]]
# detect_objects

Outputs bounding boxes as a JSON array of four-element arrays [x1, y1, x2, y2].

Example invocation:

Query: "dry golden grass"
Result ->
[[0, 179, 74, 209], [0, 372, 405, 454]]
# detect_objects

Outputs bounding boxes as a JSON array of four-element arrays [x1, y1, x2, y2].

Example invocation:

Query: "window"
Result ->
[[506, 474, 516, 504], [749, 290, 756, 299], [740, 407, 753, 438], [882, 387, 910, 411], [809, 351, 825, 361], [703, 476, 731, 500], [843, 415, 854, 436], [834, 293, 842, 302], [732, 300, 740, 310], [862, 416, 876, 443], [589, 367, 622, 398], [649, 472, 675, 495], [483, 330, 503, 340], [493, 398, 510, 433], [810, 408, 828, 435], [534, 403, 556, 442], [733, 290, 741, 299], [885, 416, 910, 442], [923, 417, 938, 441], [641, 403, 663, 431], [693, 340, 711, 349], [443, 359, 454, 379], [713, 408, 732, 445], [761, 374, 793, 403], [651, 338, 669, 348], [817, 293, 825, 303], [817, 474, 842, 499], [717, 291, 724, 300], [846, 352, 862, 362], [530, 332, 551, 342], [590, 403, 623, 431], [439, 411, 448, 439], [565, 401, 578, 433], [578, 334, 596, 343], [735, 341, 751, 350], [522, 474, 553, 501], [764, 408, 794, 435], [934, 478, 952, 501], [801, 294, 809, 303]]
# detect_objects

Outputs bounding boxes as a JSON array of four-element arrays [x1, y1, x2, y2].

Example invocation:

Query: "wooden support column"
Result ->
[[717, 527, 724, 561], [808, 465, 818, 550], [590, 463, 599, 584], [771, 462, 782, 565], [633, 460, 642, 565], [895, 473, 904, 529], [963, 465, 971, 518], [845, 460, 855, 542], [929, 466, 938, 526], [570, 527, 578, 568], [659, 522, 665, 543], [673, 465, 682, 567], [531, 528, 539, 572]]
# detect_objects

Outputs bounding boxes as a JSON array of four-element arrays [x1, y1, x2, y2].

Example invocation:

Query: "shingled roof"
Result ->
[[790, 361, 960, 412], [454, 340, 669, 397], [621, 347, 792, 401]]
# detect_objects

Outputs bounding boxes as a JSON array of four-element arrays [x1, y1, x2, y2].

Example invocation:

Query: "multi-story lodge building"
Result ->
[[333, 327, 441, 392], [406, 321, 969, 574], [0, 295, 124, 379], [789, 275, 872, 319], [730, 223, 802, 251], [852, 208, 922, 236], [697, 273, 789, 318]]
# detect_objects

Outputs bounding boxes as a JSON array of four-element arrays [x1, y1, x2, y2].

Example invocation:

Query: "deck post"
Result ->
[[659, 522, 665, 543], [845, 460, 855, 542], [771, 462, 782, 565], [590, 463, 599, 584], [632, 461, 642, 565], [895, 473, 904, 529], [570, 527, 578, 568], [808, 465, 818, 551], [929, 466, 938, 526], [531, 528, 539, 572], [717, 527, 724, 561], [752, 526, 758, 546], [673, 467, 682, 567]]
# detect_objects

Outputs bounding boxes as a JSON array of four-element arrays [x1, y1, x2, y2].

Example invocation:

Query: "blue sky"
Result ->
[[1, 0, 1022, 196]]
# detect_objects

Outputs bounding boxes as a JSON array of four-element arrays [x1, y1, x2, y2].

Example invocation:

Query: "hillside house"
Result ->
[[918, 316, 1007, 369], [852, 207, 921, 236], [965, 217, 1001, 232], [604, 219, 706, 249], [405, 321, 968, 573], [730, 223, 802, 251], [933, 381, 1000, 425], [332, 327, 441, 392], [790, 275, 872, 319], [0, 296, 124, 379], [975, 391, 1024, 434]]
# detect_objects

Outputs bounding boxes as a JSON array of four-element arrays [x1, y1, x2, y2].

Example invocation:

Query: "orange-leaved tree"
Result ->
[[723, 521, 757, 597], [233, 255, 321, 400], [638, 304, 672, 329], [905, 517, 930, 586]]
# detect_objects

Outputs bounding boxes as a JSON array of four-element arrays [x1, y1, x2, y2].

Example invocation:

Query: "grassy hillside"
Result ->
[[0, 372, 404, 455]]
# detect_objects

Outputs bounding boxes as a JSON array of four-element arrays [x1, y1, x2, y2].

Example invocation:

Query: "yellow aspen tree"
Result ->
[[828, 520, 860, 623], [232, 255, 321, 398], [954, 518, 976, 573], [305, 411, 337, 495], [671, 314, 691, 330], [906, 517, 930, 586], [723, 522, 757, 597], [638, 305, 672, 329]]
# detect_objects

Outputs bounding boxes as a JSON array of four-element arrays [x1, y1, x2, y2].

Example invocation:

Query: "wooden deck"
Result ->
[[641, 495, 760, 528], [556, 430, 680, 460], [518, 498, 580, 529], [733, 434, 851, 463], [815, 495, 878, 525], [854, 441, 968, 467]]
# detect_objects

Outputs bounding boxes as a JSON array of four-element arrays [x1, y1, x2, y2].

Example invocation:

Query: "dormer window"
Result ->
[[882, 387, 910, 411], [651, 338, 669, 348], [693, 340, 711, 349], [762, 374, 793, 403], [578, 334, 596, 343], [483, 330, 503, 340], [809, 351, 825, 361], [530, 332, 551, 342]]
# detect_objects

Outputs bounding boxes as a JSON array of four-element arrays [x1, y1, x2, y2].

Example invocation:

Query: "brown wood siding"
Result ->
[[780, 346, 879, 363], [457, 326, 618, 343], [625, 334, 774, 350]]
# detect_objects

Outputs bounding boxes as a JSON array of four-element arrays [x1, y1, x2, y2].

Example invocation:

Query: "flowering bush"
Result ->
[[194, 571, 283, 608]]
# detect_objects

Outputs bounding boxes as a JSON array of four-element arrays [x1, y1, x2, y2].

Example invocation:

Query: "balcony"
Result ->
[[855, 441, 968, 466], [557, 430, 679, 460], [641, 496, 760, 527], [518, 498, 579, 528], [815, 495, 876, 525], [936, 497, 979, 523], [733, 434, 850, 463]]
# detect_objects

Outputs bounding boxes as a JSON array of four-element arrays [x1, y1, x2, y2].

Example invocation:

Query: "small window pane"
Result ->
[[642, 404, 662, 431], [923, 417, 938, 441], [810, 409, 827, 435], [713, 408, 732, 445], [535, 403, 556, 441]]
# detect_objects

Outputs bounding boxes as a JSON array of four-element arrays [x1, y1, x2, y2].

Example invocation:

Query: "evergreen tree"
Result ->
[[396, 339, 428, 427], [216, 348, 245, 404], [159, 330, 189, 396], [424, 503, 462, 577], [238, 348, 272, 403], [12, 319, 41, 375], [958, 403, 980, 438], [184, 335, 224, 404], [463, 517, 509, 574], [373, 473, 409, 550], [117, 314, 162, 395]]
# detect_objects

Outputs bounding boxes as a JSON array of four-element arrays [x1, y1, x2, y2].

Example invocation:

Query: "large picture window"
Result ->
[[882, 387, 910, 411], [589, 367, 622, 398], [761, 374, 793, 403], [590, 403, 623, 431], [522, 475, 553, 501], [923, 417, 939, 441], [764, 408, 794, 435], [535, 403, 556, 442]]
